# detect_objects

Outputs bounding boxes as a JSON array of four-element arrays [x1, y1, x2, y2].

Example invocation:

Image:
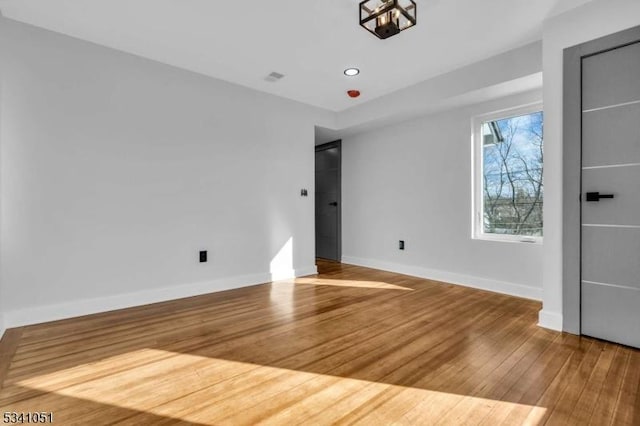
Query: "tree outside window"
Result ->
[[474, 107, 543, 241]]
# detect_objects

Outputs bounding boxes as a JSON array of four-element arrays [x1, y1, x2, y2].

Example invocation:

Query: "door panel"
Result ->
[[582, 166, 640, 226], [582, 282, 640, 348], [315, 143, 341, 261], [582, 102, 640, 167], [581, 40, 640, 348], [582, 226, 640, 289], [316, 172, 338, 193], [582, 41, 640, 110]]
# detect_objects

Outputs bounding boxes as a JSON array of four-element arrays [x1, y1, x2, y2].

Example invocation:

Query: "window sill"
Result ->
[[473, 234, 543, 245]]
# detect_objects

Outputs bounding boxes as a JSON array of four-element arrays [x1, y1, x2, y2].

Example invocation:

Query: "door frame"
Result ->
[[315, 140, 342, 261], [563, 25, 640, 334]]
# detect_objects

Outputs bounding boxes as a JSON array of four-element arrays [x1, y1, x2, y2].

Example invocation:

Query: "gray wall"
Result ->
[[0, 56, 3, 337], [0, 26, 4, 336]]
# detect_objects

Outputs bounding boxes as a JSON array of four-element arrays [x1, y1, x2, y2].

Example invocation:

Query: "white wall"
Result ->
[[0, 25, 4, 339], [0, 18, 331, 327], [342, 90, 544, 300], [540, 0, 640, 331]]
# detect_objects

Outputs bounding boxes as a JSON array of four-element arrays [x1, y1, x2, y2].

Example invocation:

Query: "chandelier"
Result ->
[[359, 0, 417, 39]]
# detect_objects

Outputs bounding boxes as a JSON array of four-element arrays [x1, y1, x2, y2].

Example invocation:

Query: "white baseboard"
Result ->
[[293, 265, 318, 277], [3, 265, 317, 329], [270, 269, 297, 281], [538, 309, 563, 331], [341, 256, 542, 301], [270, 265, 317, 281]]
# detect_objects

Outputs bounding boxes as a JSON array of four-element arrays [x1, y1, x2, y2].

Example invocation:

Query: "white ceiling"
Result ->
[[0, 0, 593, 112]]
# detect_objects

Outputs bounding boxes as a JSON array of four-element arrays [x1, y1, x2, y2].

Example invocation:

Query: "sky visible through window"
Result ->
[[482, 111, 543, 237]]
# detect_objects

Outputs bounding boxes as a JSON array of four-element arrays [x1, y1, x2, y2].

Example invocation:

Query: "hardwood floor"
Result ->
[[0, 260, 638, 425]]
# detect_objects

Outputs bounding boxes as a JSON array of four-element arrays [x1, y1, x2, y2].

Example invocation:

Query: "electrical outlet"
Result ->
[[199, 250, 208, 263], [399, 240, 405, 250]]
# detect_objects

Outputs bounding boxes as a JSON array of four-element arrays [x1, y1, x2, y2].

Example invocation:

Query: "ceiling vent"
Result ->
[[265, 72, 285, 82]]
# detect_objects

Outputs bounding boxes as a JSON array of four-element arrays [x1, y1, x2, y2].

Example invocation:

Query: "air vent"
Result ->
[[265, 71, 285, 82]]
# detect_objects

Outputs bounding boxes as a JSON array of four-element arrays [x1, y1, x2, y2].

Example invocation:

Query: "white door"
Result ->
[[581, 41, 640, 348]]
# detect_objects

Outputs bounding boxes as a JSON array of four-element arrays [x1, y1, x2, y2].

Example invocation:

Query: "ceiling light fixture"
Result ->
[[360, 0, 417, 40], [344, 68, 360, 76]]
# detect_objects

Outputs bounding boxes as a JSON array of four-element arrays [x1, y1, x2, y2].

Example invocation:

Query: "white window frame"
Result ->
[[472, 102, 543, 244]]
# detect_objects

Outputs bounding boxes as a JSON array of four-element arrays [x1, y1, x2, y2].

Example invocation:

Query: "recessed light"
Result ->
[[344, 68, 360, 76]]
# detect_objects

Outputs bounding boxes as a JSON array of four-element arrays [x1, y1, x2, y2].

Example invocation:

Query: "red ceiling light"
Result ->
[[347, 90, 361, 98]]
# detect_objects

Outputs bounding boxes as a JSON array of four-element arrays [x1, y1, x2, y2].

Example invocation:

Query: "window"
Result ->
[[473, 104, 543, 242]]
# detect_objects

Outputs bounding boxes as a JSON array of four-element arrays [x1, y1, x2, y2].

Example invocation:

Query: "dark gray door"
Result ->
[[581, 41, 640, 348], [315, 141, 341, 261]]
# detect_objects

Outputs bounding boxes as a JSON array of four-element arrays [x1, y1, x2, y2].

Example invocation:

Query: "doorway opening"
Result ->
[[315, 140, 341, 262]]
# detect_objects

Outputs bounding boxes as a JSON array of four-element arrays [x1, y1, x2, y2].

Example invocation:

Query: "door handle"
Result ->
[[586, 192, 614, 202], [329, 202, 338, 206]]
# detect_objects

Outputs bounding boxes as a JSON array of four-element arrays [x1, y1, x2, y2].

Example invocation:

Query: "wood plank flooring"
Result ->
[[0, 260, 638, 425]]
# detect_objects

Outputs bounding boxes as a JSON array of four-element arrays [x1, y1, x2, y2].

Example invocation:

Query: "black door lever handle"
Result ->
[[329, 202, 338, 206], [586, 192, 614, 202]]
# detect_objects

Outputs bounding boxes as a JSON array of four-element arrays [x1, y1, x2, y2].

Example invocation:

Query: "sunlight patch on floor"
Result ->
[[10, 349, 546, 424], [293, 277, 413, 291], [269, 281, 296, 317]]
